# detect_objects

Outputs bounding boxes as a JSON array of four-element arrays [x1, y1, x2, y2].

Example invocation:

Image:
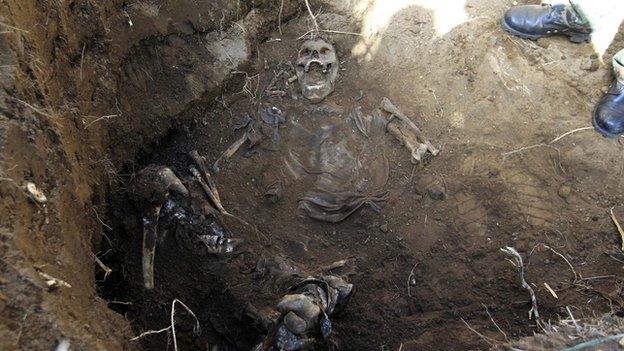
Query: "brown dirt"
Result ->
[[3, 0, 624, 350], [0, 0, 297, 350]]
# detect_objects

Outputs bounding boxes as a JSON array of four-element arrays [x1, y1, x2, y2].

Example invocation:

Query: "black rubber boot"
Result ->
[[593, 50, 624, 138], [501, 4, 591, 43]]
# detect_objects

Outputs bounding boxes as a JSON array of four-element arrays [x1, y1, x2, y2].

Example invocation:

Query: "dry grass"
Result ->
[[503, 314, 624, 351]]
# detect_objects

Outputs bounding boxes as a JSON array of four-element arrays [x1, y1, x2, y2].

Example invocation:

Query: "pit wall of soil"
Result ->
[[0, 1, 297, 349]]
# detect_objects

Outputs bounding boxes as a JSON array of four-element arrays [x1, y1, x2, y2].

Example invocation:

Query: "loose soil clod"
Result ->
[[23, 181, 47, 204]]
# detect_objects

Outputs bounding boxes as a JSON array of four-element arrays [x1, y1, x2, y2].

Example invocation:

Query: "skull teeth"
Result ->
[[304, 59, 329, 73]]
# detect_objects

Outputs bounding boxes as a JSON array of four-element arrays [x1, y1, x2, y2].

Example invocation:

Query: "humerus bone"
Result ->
[[381, 97, 439, 156]]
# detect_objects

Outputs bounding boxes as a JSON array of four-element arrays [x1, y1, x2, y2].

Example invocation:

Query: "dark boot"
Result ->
[[593, 50, 624, 138], [501, 4, 591, 43]]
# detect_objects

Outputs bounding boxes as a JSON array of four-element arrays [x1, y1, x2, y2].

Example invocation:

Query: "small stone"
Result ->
[[558, 185, 571, 199], [512, 1, 518, 5], [177, 21, 195, 35], [380, 222, 389, 233], [23, 182, 47, 204], [580, 59, 600, 72], [590, 53, 599, 59], [45, 279, 59, 291], [536, 38, 549, 48], [427, 184, 446, 201], [602, 86, 609, 94], [589, 60, 600, 71]]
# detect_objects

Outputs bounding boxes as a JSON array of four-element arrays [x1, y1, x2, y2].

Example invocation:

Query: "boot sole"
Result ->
[[500, 17, 591, 43], [592, 110, 622, 138]]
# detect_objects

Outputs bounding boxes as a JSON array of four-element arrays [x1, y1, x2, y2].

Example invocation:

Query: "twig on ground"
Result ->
[[406, 263, 418, 297], [38, 271, 72, 289], [607, 253, 624, 264], [130, 326, 171, 341], [79, 43, 86, 81], [15, 310, 30, 345], [296, 29, 362, 40], [501, 143, 547, 158], [530, 243, 578, 282], [460, 318, 495, 346], [501, 247, 542, 326], [544, 282, 558, 299], [92, 253, 112, 281], [232, 70, 260, 103], [566, 306, 580, 333], [11, 98, 52, 117], [0, 176, 19, 187], [84, 114, 119, 129], [550, 126, 594, 144], [278, 0, 284, 35], [130, 298, 200, 351], [580, 275, 616, 280], [171, 299, 200, 351], [92, 206, 113, 231], [502, 126, 593, 159], [303, 0, 319, 32], [431, 89, 444, 118], [609, 206, 624, 251], [482, 304, 508, 342], [0, 21, 29, 33], [562, 333, 624, 351]]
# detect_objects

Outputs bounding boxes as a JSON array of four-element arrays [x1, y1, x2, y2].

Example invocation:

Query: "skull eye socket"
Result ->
[[301, 48, 311, 56], [320, 47, 330, 54]]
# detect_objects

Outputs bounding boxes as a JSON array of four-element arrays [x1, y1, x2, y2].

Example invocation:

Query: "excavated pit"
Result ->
[[2, 1, 624, 350]]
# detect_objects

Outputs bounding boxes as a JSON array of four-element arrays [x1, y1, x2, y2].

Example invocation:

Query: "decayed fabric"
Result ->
[[256, 275, 354, 351], [284, 107, 390, 222]]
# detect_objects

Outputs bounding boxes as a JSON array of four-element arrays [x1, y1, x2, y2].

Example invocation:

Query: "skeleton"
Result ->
[[295, 39, 339, 103], [286, 106, 389, 223], [253, 257, 353, 351], [134, 165, 189, 290], [134, 164, 237, 289], [380, 97, 440, 163]]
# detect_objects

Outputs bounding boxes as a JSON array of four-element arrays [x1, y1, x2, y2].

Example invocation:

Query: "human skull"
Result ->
[[295, 39, 339, 103]]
